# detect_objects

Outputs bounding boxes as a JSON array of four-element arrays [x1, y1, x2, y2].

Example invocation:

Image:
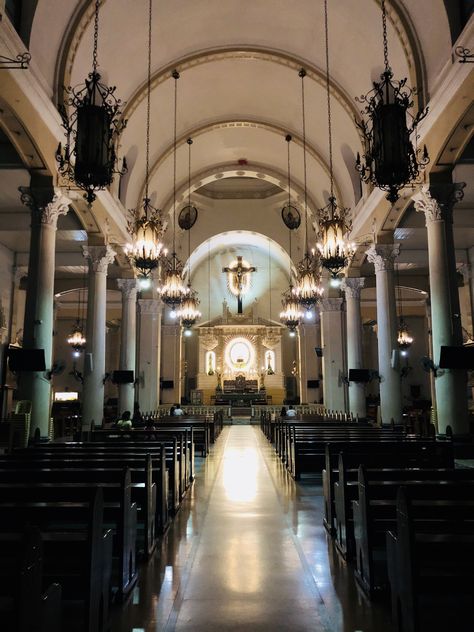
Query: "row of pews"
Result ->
[[0, 415, 222, 632], [262, 412, 474, 632]]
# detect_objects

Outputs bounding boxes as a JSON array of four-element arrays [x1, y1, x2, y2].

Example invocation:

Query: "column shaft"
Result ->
[[117, 280, 137, 415], [343, 278, 366, 418], [320, 298, 347, 412], [137, 299, 162, 412]]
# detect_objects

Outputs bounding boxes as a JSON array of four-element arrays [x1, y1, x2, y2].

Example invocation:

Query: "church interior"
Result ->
[[0, 1, 474, 631]]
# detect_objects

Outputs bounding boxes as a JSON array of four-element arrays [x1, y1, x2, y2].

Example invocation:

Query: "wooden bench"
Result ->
[[352, 466, 474, 595], [333, 443, 455, 559], [0, 526, 61, 632], [0, 487, 113, 632], [386, 486, 474, 632]]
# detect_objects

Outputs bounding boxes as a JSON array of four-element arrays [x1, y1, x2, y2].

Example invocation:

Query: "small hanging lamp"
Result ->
[[318, 0, 355, 279], [293, 69, 324, 312], [158, 70, 190, 315], [56, 0, 127, 205], [177, 138, 201, 334], [396, 268, 414, 352], [67, 280, 86, 356], [125, 0, 165, 285], [355, 0, 429, 204]]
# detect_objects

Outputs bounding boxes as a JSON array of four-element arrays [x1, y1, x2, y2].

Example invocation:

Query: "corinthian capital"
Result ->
[[413, 183, 465, 225], [117, 278, 138, 299], [366, 244, 400, 273], [341, 277, 365, 299], [83, 245, 116, 274], [19, 187, 71, 228], [319, 297, 344, 313]]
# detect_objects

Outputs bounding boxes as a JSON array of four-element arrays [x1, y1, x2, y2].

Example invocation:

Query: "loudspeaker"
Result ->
[[85, 353, 93, 373], [315, 347, 323, 358], [391, 349, 399, 369]]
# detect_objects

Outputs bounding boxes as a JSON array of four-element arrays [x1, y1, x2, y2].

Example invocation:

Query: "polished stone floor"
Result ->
[[112, 425, 393, 631]]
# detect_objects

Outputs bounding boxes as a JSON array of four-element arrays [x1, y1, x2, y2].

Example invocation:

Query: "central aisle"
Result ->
[[115, 425, 393, 631], [165, 425, 332, 631]]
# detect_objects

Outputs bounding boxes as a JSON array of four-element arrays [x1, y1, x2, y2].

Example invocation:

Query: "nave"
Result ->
[[114, 425, 391, 632]]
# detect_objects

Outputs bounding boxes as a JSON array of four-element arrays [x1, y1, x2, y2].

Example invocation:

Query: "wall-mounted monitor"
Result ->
[[161, 380, 174, 389], [112, 370, 134, 384], [307, 380, 320, 388], [8, 348, 46, 372], [439, 346, 474, 369], [348, 369, 371, 383]]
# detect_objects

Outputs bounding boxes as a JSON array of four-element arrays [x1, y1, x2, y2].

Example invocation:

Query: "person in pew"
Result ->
[[173, 404, 184, 416], [280, 406, 287, 417], [132, 402, 144, 427], [286, 405, 297, 418], [116, 410, 133, 429], [169, 405, 176, 415]]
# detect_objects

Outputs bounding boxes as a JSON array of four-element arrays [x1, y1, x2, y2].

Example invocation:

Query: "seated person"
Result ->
[[132, 402, 144, 427], [286, 405, 297, 417], [280, 406, 287, 417], [173, 403, 184, 416], [116, 410, 133, 429]]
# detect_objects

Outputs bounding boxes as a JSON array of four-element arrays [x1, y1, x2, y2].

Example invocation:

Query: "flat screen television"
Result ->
[[348, 369, 371, 383], [8, 348, 46, 372], [112, 370, 134, 384], [161, 380, 174, 389], [439, 346, 474, 369], [307, 380, 320, 388]]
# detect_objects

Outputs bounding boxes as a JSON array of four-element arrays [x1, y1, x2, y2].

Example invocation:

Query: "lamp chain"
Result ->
[[324, 0, 334, 203], [381, 0, 390, 71], [93, 0, 100, 73], [299, 69, 309, 253], [187, 138, 193, 280], [144, 0, 152, 205], [172, 70, 179, 254], [286, 134, 293, 281]]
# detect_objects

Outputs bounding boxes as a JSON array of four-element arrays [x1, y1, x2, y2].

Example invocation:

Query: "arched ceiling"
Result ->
[[27, 0, 452, 233]]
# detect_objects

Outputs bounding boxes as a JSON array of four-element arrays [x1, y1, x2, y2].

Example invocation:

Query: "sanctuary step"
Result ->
[[231, 407, 252, 417]]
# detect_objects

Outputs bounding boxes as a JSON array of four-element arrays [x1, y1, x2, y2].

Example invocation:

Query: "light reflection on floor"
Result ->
[[222, 446, 258, 502]]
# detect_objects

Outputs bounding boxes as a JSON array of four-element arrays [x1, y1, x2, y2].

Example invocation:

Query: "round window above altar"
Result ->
[[225, 337, 255, 372]]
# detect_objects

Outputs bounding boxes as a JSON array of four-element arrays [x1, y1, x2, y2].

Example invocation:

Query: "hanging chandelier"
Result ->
[[177, 138, 200, 333], [56, 0, 127, 206], [293, 68, 323, 311], [125, 0, 165, 283], [397, 322, 414, 351], [355, 0, 429, 205], [317, 0, 355, 279], [158, 70, 190, 314], [280, 287, 303, 336], [67, 281, 86, 355]]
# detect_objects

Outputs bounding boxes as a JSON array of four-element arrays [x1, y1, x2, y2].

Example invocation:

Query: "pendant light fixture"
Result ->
[[125, 0, 165, 287], [177, 138, 201, 335], [293, 69, 324, 312], [67, 272, 87, 356], [355, 0, 429, 205], [158, 70, 189, 316], [396, 266, 414, 353], [56, 0, 127, 206], [280, 134, 304, 335], [317, 0, 355, 280]]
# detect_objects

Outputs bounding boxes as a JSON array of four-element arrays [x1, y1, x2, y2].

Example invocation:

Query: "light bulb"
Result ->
[[184, 329, 192, 337], [305, 310, 313, 319], [330, 276, 341, 288], [289, 331, 296, 337], [73, 351, 80, 358], [170, 309, 177, 319], [138, 276, 151, 290]]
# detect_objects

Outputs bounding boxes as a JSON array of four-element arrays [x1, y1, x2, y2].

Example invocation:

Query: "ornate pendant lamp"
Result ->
[[67, 275, 86, 356], [317, 0, 355, 280], [56, 0, 127, 205], [158, 70, 189, 316], [125, 0, 165, 285], [293, 69, 324, 312], [355, 0, 429, 205], [177, 138, 201, 335], [396, 268, 414, 353], [280, 134, 304, 335]]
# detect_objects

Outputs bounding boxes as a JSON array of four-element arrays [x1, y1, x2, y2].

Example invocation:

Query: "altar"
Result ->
[[196, 301, 285, 405]]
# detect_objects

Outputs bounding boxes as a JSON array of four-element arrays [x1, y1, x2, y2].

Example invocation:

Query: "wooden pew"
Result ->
[[352, 465, 474, 596], [333, 443, 454, 559], [0, 526, 62, 632], [0, 469, 138, 600], [386, 486, 474, 632], [0, 487, 113, 632]]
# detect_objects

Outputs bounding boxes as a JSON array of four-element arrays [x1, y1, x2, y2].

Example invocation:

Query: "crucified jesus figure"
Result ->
[[222, 256, 256, 314]]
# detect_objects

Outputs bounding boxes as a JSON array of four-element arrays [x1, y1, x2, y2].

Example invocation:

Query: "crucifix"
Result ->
[[223, 255, 256, 314]]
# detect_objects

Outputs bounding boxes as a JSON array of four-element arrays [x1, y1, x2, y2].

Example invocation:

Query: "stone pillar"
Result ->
[[366, 244, 402, 425], [19, 187, 70, 437], [424, 297, 437, 427], [342, 277, 366, 419], [137, 299, 162, 412], [319, 298, 347, 412], [468, 248, 474, 329], [82, 245, 116, 428], [413, 184, 468, 434], [117, 279, 138, 415]]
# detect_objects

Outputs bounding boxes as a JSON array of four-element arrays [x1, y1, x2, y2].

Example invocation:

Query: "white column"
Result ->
[[82, 245, 116, 428], [20, 188, 70, 437], [342, 277, 366, 419], [319, 298, 347, 412], [137, 299, 162, 412], [424, 297, 437, 425], [413, 184, 468, 434], [366, 244, 402, 425], [117, 279, 138, 415]]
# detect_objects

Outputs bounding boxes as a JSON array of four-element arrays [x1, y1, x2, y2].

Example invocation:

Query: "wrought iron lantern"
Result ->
[[355, 0, 428, 205], [397, 321, 414, 351], [67, 324, 86, 353], [125, 0, 165, 280], [177, 290, 202, 331], [56, 0, 127, 205], [280, 287, 303, 335]]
